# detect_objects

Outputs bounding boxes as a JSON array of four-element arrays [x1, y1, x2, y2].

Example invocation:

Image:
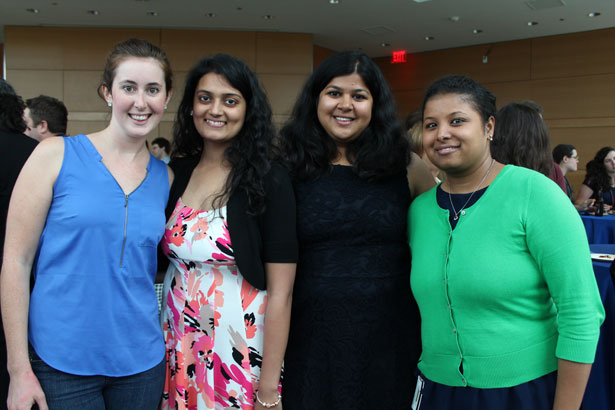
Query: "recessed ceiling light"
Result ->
[[449, 16, 460, 22], [236, 7, 243, 11], [329, 0, 340, 4], [146, 11, 158, 16], [425, 36, 435, 40], [51, 2, 58, 6], [588, 12, 601, 17], [206, 12, 216, 17], [472, 29, 483, 34], [87, 10, 99, 15], [381, 42, 391, 47], [26, 8, 39, 13], [559, 18, 565, 21], [262, 14, 273, 20], [527, 21, 538, 26], [413, 0, 432, 2]]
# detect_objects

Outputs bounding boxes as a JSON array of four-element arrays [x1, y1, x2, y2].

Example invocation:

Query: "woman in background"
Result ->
[[1, 38, 173, 410], [160, 54, 297, 410], [408, 75, 603, 409], [575, 146, 615, 210], [279, 51, 433, 410]]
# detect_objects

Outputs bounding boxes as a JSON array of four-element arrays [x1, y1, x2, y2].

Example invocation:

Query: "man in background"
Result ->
[[150, 137, 171, 164], [23, 95, 68, 140]]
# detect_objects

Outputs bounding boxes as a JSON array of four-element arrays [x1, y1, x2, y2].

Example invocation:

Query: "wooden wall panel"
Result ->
[[6, 69, 63, 100], [476, 40, 532, 84], [530, 74, 615, 120], [313, 45, 335, 69], [5, 27, 65, 70], [63, 71, 108, 112], [532, 29, 615, 79], [66, 121, 108, 137], [256, 33, 312, 74], [260, 73, 309, 116], [62, 28, 160, 70], [161, 30, 257, 71]]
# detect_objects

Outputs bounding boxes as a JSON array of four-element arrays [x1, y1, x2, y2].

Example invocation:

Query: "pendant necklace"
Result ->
[[448, 159, 495, 221]]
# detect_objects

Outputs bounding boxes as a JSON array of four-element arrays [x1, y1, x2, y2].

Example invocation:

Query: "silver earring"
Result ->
[[488, 134, 493, 141], [164, 104, 168, 110], [107, 101, 112, 107], [190, 110, 193, 116]]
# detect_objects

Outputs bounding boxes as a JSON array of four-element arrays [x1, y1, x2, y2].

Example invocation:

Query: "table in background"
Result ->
[[582, 214, 615, 244], [583, 244, 615, 410]]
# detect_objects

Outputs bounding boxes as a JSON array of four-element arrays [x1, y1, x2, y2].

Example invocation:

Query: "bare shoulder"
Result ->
[[22, 136, 65, 184]]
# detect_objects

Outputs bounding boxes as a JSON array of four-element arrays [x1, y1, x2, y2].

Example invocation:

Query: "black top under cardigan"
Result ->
[[164, 155, 298, 290]]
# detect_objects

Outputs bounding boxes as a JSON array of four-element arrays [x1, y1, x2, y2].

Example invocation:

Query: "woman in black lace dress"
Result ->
[[278, 51, 434, 410]]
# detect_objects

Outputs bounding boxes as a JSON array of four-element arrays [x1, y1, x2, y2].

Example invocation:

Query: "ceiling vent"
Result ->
[[525, 0, 565, 10], [360, 25, 397, 36]]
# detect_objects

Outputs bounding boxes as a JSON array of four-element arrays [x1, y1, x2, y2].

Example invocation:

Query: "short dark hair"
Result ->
[[98, 38, 172, 100], [173, 53, 274, 214], [279, 51, 410, 180], [0, 78, 16, 95], [0, 94, 27, 134], [151, 137, 170, 154], [422, 75, 496, 125], [26, 95, 68, 135], [491, 102, 553, 177], [553, 144, 576, 164]]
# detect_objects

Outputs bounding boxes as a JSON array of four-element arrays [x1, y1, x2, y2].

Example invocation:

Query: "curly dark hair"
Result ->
[[278, 51, 410, 180], [172, 54, 273, 215], [491, 102, 553, 177], [584, 146, 615, 192], [0, 93, 27, 134]]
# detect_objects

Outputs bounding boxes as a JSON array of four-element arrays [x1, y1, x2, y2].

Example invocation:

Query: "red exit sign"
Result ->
[[391, 50, 407, 64]]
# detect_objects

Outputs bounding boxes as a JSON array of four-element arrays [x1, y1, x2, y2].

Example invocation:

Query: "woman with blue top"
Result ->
[[408, 75, 604, 409], [1, 38, 173, 410]]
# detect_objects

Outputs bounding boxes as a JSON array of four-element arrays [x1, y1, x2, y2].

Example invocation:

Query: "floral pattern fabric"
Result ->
[[161, 199, 268, 410]]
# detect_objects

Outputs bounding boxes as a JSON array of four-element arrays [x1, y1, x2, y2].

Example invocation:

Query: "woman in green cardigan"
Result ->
[[407, 75, 604, 410]]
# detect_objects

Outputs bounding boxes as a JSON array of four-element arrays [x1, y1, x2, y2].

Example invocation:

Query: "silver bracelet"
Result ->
[[256, 390, 282, 408]]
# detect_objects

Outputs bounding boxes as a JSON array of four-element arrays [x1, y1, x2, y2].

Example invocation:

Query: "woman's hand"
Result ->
[[7, 369, 48, 410], [255, 388, 282, 410]]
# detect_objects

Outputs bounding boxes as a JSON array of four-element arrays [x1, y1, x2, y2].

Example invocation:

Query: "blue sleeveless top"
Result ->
[[29, 134, 169, 376]]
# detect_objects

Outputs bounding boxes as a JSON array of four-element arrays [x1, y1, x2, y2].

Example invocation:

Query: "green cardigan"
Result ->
[[408, 165, 604, 388]]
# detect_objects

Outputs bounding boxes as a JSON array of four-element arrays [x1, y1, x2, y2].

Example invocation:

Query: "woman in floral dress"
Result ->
[[160, 54, 297, 410]]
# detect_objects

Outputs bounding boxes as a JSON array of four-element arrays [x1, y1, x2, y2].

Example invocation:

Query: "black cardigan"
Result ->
[[165, 156, 298, 290]]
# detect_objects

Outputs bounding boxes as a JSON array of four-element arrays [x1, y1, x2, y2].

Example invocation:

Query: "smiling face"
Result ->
[[103, 57, 170, 139], [422, 93, 494, 177], [192, 73, 246, 146], [317, 73, 373, 148]]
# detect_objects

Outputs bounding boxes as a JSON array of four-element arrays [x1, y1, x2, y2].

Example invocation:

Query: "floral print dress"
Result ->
[[160, 199, 268, 410]]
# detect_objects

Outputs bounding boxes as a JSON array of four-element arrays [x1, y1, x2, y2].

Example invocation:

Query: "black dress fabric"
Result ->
[[283, 165, 421, 410]]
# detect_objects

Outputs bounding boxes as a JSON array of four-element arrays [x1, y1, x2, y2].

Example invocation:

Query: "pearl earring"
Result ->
[[488, 134, 493, 141], [164, 104, 168, 110], [107, 101, 112, 107], [190, 110, 193, 116]]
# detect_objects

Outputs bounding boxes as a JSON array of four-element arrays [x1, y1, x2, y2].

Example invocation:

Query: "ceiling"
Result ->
[[1, 0, 613, 58]]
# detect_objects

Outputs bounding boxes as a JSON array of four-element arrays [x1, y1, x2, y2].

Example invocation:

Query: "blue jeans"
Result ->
[[30, 349, 165, 410]]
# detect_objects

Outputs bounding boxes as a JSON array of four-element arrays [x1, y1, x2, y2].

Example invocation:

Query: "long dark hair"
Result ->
[[172, 54, 273, 215], [279, 51, 410, 180], [491, 102, 553, 177], [585, 147, 615, 192]]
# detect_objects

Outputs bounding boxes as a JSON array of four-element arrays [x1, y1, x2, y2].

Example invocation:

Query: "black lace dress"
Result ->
[[283, 165, 421, 410]]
